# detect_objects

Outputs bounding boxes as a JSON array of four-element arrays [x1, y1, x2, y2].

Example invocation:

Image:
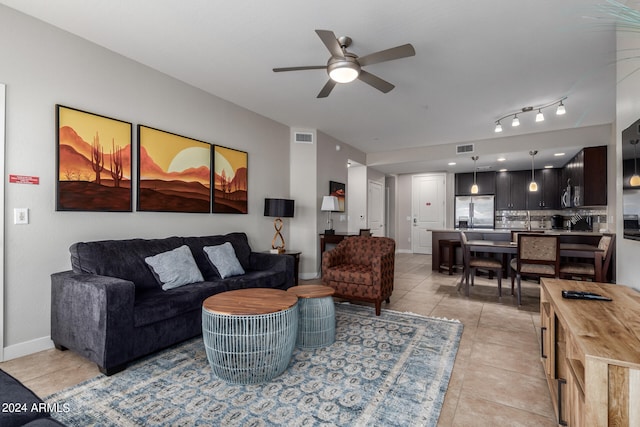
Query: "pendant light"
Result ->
[[470, 156, 479, 194], [529, 150, 538, 192], [631, 140, 640, 186]]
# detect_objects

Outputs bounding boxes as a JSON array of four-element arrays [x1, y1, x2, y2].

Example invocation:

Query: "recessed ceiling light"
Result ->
[[554, 152, 565, 157], [497, 157, 506, 162], [544, 165, 553, 169], [448, 162, 456, 166]]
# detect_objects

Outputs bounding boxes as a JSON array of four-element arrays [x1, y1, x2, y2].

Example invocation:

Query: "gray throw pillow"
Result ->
[[145, 245, 204, 290], [203, 242, 245, 279]]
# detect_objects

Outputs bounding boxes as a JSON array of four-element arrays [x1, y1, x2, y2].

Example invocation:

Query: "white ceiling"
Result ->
[[0, 0, 623, 174]]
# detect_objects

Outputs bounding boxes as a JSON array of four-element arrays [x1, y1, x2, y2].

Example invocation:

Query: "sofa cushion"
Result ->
[[0, 368, 50, 427], [220, 269, 288, 290], [133, 281, 229, 327], [70, 236, 184, 291], [183, 233, 252, 279], [203, 242, 245, 279], [145, 245, 204, 290]]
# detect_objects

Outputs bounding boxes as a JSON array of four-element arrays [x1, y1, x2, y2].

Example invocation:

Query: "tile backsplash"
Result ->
[[496, 208, 609, 231]]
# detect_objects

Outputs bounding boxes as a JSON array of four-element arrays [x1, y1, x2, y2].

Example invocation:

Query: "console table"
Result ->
[[540, 278, 640, 426], [319, 232, 359, 254]]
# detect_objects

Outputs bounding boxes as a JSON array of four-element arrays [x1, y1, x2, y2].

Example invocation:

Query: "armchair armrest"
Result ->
[[322, 245, 347, 270], [51, 271, 135, 372], [370, 251, 395, 287]]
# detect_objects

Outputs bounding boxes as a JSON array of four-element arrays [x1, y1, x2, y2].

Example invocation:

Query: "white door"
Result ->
[[412, 174, 446, 254], [368, 180, 385, 236]]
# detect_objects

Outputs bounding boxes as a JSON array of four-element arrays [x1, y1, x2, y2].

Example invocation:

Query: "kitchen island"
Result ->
[[430, 229, 615, 282]]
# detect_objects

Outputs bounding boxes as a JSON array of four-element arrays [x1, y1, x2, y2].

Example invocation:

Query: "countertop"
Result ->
[[429, 228, 613, 236]]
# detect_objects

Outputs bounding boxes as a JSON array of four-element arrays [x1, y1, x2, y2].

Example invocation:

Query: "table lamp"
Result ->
[[264, 198, 295, 253], [321, 195, 340, 235]]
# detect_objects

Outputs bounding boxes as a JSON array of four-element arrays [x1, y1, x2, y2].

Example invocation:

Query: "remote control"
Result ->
[[562, 290, 612, 301]]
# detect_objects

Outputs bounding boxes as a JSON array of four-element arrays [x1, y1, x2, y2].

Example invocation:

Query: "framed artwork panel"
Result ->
[[213, 145, 247, 214], [137, 125, 212, 213], [56, 105, 132, 211], [330, 180, 346, 212]]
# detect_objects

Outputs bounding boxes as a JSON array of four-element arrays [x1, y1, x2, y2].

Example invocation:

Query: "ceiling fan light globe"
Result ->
[[327, 56, 361, 83], [328, 65, 359, 83]]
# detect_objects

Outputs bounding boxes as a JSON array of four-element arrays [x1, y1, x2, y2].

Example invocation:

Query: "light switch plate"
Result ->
[[14, 208, 29, 224]]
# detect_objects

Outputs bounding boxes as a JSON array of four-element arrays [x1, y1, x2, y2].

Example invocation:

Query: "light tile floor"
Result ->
[[0, 253, 557, 426]]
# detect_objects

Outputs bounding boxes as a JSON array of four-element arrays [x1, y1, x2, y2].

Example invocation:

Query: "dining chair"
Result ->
[[460, 232, 504, 297], [559, 234, 615, 282], [510, 234, 560, 305]]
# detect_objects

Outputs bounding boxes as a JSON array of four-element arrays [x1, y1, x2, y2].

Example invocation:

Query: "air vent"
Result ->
[[456, 143, 474, 154], [294, 132, 314, 144]]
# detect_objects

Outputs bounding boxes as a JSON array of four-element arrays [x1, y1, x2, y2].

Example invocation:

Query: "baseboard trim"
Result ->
[[2, 336, 53, 361], [397, 249, 414, 254], [299, 272, 320, 281]]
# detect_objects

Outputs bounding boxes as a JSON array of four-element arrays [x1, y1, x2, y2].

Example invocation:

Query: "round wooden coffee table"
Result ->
[[287, 285, 336, 349], [202, 288, 298, 384]]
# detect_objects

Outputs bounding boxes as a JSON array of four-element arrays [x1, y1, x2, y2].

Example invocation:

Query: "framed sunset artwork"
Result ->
[[213, 145, 247, 214], [137, 125, 211, 213], [56, 105, 132, 211]]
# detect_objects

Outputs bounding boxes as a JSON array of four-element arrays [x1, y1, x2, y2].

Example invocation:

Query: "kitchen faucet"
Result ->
[[525, 211, 531, 231]]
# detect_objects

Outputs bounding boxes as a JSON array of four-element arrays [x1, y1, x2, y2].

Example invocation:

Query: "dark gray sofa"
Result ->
[[0, 368, 66, 426], [51, 232, 294, 376]]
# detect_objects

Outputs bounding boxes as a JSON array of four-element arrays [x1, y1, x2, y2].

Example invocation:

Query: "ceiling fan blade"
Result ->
[[357, 44, 416, 66], [358, 70, 395, 93], [273, 65, 327, 72], [317, 79, 336, 98], [315, 30, 344, 58]]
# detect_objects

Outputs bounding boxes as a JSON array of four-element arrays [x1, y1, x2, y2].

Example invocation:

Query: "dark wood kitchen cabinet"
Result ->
[[455, 171, 495, 196], [561, 146, 607, 207], [527, 168, 560, 210], [496, 170, 527, 210]]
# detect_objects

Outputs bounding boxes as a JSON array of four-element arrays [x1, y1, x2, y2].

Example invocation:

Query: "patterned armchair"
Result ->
[[322, 236, 395, 316]]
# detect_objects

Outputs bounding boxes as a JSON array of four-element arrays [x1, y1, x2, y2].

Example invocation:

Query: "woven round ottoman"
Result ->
[[287, 285, 336, 349], [202, 288, 298, 384]]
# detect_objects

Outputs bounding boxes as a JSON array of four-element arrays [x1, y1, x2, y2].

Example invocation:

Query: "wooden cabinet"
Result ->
[[540, 278, 640, 426], [527, 168, 560, 210], [561, 146, 607, 207], [495, 170, 527, 210], [455, 171, 495, 196]]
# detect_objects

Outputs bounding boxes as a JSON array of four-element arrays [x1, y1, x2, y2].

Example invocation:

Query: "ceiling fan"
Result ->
[[273, 29, 415, 98]]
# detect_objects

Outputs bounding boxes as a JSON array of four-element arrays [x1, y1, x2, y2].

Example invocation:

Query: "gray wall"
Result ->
[[0, 6, 292, 358]]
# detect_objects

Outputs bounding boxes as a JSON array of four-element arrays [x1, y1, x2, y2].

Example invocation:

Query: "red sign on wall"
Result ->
[[9, 174, 40, 185]]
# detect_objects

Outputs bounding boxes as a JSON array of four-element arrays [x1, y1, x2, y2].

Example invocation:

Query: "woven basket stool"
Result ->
[[202, 288, 298, 384], [287, 285, 336, 349]]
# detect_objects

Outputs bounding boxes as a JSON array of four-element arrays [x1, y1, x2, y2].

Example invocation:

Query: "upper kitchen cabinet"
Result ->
[[561, 146, 607, 207], [496, 170, 528, 210], [455, 171, 495, 196], [527, 168, 560, 210]]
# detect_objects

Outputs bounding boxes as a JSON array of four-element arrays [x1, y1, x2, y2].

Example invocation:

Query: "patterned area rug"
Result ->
[[46, 304, 462, 426]]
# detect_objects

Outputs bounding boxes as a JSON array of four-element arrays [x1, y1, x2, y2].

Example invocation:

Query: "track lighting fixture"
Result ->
[[494, 97, 567, 132]]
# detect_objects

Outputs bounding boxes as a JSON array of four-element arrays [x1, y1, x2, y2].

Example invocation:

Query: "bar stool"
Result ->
[[438, 239, 461, 275]]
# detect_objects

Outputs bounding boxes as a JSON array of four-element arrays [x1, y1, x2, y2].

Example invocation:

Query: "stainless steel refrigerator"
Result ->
[[455, 195, 495, 229]]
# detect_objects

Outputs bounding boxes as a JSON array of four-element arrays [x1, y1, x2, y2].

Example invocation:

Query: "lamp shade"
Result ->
[[321, 196, 340, 212], [264, 198, 295, 218]]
